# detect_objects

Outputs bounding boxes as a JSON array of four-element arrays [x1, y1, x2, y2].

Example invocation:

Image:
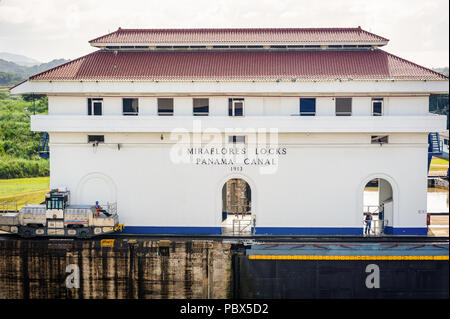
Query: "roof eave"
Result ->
[[90, 41, 389, 48]]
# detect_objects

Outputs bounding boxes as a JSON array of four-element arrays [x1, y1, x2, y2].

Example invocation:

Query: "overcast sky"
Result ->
[[0, 0, 448, 68]]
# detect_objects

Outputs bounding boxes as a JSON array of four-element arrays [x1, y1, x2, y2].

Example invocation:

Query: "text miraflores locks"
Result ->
[[187, 146, 288, 166]]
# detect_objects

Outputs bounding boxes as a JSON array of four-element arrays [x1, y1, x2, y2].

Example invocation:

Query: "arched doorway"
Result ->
[[363, 178, 393, 236], [76, 173, 116, 206], [221, 178, 253, 235]]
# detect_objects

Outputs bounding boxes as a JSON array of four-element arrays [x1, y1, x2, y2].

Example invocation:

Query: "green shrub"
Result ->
[[0, 157, 49, 179]]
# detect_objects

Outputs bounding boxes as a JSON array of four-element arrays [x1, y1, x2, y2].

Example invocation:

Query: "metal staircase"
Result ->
[[428, 132, 442, 172], [39, 132, 49, 158]]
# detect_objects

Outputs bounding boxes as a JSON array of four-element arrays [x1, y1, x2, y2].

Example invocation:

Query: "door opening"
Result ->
[[221, 178, 254, 236], [363, 178, 393, 236]]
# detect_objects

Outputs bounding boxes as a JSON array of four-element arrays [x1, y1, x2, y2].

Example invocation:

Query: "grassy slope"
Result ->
[[0, 176, 50, 196], [0, 177, 49, 208]]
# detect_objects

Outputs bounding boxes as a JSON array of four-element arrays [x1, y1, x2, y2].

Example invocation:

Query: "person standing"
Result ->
[[364, 213, 372, 235]]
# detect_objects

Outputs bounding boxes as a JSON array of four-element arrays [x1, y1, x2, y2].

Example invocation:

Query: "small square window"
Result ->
[[88, 98, 103, 116], [228, 135, 246, 144], [193, 98, 209, 116], [158, 98, 173, 116], [88, 135, 105, 143], [123, 98, 139, 115], [336, 98, 352, 116], [300, 98, 316, 116], [371, 135, 388, 144], [372, 98, 383, 116], [228, 98, 244, 117]]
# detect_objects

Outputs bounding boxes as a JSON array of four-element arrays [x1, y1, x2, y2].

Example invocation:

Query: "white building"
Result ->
[[12, 28, 448, 236]]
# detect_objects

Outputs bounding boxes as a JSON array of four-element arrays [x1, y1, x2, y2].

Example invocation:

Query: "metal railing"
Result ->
[[363, 205, 384, 236], [105, 202, 117, 215], [232, 215, 255, 236], [290, 112, 316, 116], [363, 219, 385, 236], [336, 111, 352, 116], [0, 200, 28, 215]]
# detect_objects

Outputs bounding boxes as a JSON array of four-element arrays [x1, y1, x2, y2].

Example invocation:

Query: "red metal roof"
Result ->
[[29, 50, 447, 81], [89, 27, 389, 45]]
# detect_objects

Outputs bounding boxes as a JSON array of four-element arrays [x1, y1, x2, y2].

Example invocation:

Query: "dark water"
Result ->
[[0, 238, 448, 299]]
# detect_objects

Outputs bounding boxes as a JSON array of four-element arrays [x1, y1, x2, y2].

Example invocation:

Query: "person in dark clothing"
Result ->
[[364, 213, 372, 235]]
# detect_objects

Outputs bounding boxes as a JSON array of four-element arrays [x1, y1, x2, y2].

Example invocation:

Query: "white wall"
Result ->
[[47, 95, 433, 117], [385, 96, 429, 115], [48, 96, 86, 115], [48, 132, 428, 232]]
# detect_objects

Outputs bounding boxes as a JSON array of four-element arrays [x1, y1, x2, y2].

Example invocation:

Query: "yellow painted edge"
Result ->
[[101, 239, 115, 247], [248, 255, 449, 261]]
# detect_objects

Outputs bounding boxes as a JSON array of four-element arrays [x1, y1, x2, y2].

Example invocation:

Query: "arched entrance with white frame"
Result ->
[[217, 174, 256, 236], [359, 174, 399, 236]]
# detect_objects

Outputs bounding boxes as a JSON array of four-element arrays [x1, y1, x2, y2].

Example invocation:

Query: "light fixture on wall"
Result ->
[[160, 134, 164, 140]]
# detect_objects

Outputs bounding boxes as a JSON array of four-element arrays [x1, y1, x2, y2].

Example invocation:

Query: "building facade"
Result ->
[[12, 28, 448, 235]]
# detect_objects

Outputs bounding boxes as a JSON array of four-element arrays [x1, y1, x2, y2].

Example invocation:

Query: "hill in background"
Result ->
[[0, 57, 70, 86], [433, 67, 449, 76], [0, 52, 41, 67]]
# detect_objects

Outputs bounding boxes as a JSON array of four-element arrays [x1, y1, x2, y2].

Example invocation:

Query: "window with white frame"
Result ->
[[87, 98, 103, 116], [372, 98, 383, 116], [228, 98, 244, 117]]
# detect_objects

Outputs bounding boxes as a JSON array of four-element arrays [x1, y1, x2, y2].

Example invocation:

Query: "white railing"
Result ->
[[31, 114, 447, 133], [363, 205, 384, 236], [105, 202, 117, 215], [232, 215, 255, 236]]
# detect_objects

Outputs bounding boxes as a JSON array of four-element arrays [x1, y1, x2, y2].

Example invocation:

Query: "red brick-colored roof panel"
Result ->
[[89, 28, 389, 45], [29, 50, 447, 81]]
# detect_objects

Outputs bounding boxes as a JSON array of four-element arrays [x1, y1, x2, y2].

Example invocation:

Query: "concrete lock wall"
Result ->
[[0, 239, 233, 299], [48, 130, 429, 235]]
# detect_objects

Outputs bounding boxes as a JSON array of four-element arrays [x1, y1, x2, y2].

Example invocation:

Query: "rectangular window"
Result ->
[[87, 98, 103, 116], [193, 98, 209, 116], [158, 98, 173, 116], [371, 135, 388, 144], [123, 98, 139, 116], [300, 98, 316, 116], [228, 135, 246, 144], [88, 135, 105, 143], [372, 98, 383, 116], [228, 98, 244, 117], [335, 98, 352, 116]]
